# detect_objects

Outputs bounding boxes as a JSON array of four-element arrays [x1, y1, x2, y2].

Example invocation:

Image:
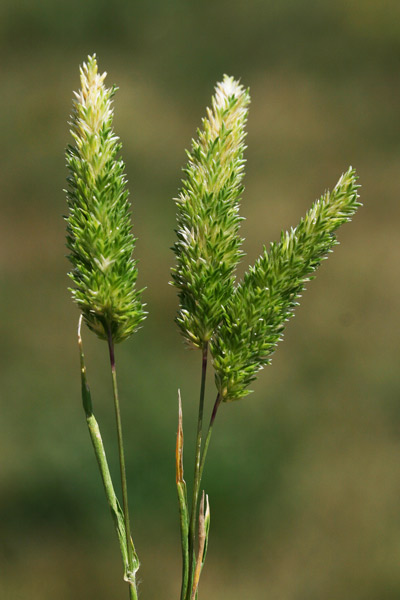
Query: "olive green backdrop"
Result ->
[[1, 1, 399, 599]]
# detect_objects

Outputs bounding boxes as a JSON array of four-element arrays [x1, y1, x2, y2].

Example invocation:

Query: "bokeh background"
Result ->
[[1, 1, 400, 599]]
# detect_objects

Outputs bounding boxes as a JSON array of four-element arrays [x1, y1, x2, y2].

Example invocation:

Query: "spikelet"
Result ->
[[65, 55, 145, 343], [171, 76, 250, 348], [211, 168, 361, 400]]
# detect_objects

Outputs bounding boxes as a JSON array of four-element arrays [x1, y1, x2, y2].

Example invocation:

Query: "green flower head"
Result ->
[[65, 55, 145, 343], [171, 75, 250, 348], [211, 168, 361, 401]]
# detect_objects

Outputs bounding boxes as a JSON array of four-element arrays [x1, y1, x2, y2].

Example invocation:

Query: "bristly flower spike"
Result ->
[[65, 55, 145, 343], [172, 76, 250, 349], [211, 167, 361, 401]]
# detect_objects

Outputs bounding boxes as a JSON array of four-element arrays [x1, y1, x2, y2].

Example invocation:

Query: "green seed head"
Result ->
[[211, 168, 361, 401], [65, 55, 146, 343], [171, 75, 250, 348]]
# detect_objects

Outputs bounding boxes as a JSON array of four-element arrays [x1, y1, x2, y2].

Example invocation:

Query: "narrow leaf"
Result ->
[[176, 390, 190, 600], [191, 491, 208, 600], [201, 494, 210, 567]]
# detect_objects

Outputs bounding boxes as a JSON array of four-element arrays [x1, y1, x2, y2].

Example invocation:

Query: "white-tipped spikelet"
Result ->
[[171, 75, 250, 348], [66, 55, 146, 343]]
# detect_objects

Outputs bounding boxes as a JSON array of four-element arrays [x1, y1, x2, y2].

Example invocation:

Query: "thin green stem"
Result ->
[[198, 393, 221, 485], [187, 392, 221, 600], [187, 343, 208, 597], [107, 330, 138, 600]]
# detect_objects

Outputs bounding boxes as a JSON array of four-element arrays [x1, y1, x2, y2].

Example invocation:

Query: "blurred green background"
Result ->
[[1, 1, 399, 598]]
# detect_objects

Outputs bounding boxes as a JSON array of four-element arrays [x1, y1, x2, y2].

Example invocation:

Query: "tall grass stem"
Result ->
[[107, 330, 138, 600]]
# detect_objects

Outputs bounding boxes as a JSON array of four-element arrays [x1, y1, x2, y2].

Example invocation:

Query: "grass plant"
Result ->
[[65, 55, 361, 599]]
